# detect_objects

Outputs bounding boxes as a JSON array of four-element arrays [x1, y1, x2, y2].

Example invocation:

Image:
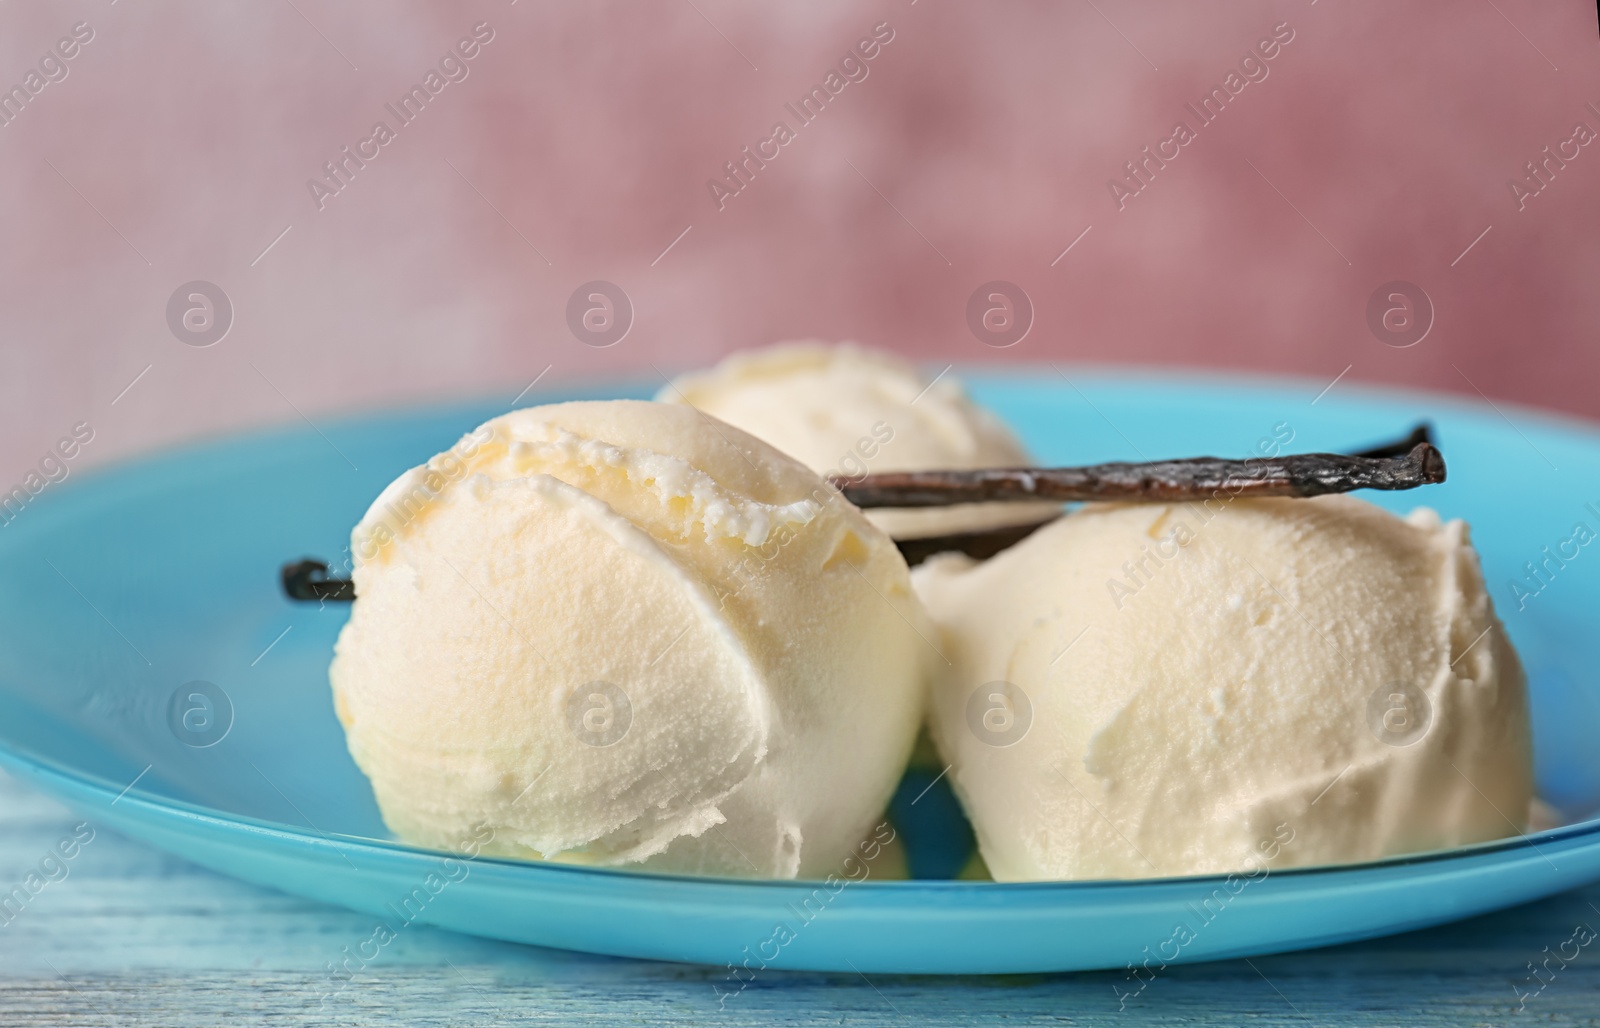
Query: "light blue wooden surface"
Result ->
[[3, 771, 1599, 1025]]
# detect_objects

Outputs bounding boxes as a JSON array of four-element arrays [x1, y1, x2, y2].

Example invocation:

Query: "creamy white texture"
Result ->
[[914, 495, 1533, 881], [659, 342, 1060, 539], [331, 400, 929, 878]]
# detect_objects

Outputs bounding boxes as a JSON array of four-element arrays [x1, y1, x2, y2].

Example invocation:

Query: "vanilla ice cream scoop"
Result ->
[[914, 494, 1532, 881], [659, 342, 1059, 539], [330, 400, 930, 878]]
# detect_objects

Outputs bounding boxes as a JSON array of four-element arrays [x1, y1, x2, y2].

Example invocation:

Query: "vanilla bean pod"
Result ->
[[870, 422, 1437, 566], [282, 424, 1441, 598], [833, 442, 1443, 508]]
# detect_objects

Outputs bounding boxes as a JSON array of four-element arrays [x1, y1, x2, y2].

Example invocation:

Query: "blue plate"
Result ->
[[3, 369, 1599, 974]]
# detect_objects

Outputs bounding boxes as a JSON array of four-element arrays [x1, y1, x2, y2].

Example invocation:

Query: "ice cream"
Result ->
[[330, 400, 931, 878], [913, 494, 1532, 881], [658, 342, 1060, 539]]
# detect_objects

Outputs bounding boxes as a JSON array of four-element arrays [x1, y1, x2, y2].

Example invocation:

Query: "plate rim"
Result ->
[[33, 362, 1600, 506]]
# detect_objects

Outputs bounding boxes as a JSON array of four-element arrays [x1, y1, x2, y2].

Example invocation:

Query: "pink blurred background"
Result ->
[[0, 0, 1595, 482]]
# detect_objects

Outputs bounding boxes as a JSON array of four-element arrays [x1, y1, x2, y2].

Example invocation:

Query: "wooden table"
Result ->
[[3, 770, 1596, 1027]]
